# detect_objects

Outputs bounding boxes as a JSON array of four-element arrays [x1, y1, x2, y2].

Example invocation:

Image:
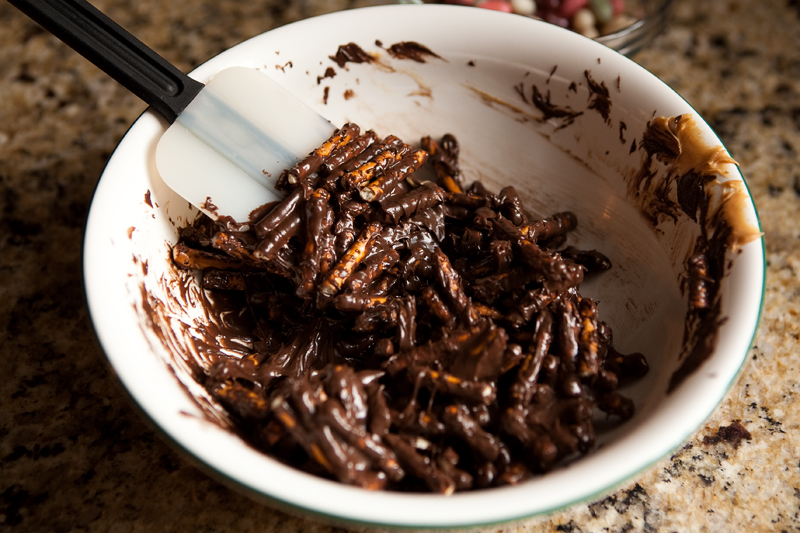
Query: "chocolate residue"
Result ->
[[344, 89, 355, 100], [144, 189, 153, 208], [199, 198, 248, 232], [403, 70, 433, 99], [669, 225, 729, 392], [330, 43, 374, 69], [514, 82, 528, 104], [201, 197, 218, 216], [387, 41, 442, 63], [584, 70, 611, 124], [629, 114, 761, 392], [619, 121, 627, 144], [132, 253, 235, 429], [467, 86, 541, 124], [316, 66, 336, 85], [275, 61, 293, 73], [641, 117, 681, 164], [322, 86, 330, 105], [531, 84, 583, 125], [702, 420, 752, 448], [632, 115, 759, 248], [546, 65, 557, 84]]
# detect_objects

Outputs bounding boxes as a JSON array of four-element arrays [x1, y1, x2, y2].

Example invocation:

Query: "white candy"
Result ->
[[511, 0, 536, 16], [572, 8, 599, 38]]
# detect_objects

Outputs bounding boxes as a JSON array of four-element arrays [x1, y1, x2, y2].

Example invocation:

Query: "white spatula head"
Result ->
[[156, 67, 336, 224]]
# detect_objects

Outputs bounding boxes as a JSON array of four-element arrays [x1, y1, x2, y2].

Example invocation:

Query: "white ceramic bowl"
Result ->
[[83, 4, 764, 528]]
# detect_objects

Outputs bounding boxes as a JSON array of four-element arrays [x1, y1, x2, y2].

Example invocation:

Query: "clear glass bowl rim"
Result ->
[[397, 0, 675, 55]]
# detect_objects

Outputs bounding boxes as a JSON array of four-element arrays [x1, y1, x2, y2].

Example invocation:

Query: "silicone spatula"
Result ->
[[8, 0, 336, 223]]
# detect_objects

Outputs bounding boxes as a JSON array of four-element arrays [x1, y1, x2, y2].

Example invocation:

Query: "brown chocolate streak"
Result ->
[[329, 43, 373, 69], [631, 115, 758, 392], [387, 41, 442, 63]]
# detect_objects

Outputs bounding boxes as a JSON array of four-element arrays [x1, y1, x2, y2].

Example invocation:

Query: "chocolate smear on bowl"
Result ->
[[629, 114, 761, 392], [530, 84, 583, 127], [546, 65, 557, 84], [584, 70, 612, 124], [386, 41, 442, 63], [329, 43, 374, 69], [201, 197, 218, 216], [143, 123, 651, 493], [132, 256, 239, 430], [316, 66, 336, 85]]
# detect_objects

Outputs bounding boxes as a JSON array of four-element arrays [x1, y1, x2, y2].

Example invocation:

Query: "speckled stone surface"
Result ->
[[1, 1, 799, 531]]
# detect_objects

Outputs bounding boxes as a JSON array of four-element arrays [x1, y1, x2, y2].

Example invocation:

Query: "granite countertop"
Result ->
[[1, 0, 799, 531]]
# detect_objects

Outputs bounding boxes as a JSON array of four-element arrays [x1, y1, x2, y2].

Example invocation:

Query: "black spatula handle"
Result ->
[[7, 0, 204, 122]]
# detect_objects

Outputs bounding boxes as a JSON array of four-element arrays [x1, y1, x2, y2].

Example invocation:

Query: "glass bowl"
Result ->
[[399, 0, 673, 56]]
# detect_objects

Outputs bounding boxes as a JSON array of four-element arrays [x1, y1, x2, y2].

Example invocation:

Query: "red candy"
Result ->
[[478, 0, 513, 12], [558, 0, 589, 19]]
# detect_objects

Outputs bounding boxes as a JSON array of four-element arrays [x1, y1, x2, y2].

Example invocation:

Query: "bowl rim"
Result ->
[[595, 0, 674, 54], [83, 4, 765, 528]]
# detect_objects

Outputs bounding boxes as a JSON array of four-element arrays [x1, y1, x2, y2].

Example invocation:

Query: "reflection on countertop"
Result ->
[[1, 0, 799, 531]]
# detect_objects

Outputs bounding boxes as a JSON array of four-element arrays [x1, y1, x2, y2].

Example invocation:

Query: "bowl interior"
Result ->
[[84, 5, 763, 528]]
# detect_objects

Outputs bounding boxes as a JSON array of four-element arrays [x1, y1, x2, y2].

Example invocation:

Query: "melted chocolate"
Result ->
[[386, 41, 442, 63], [531, 85, 583, 123], [583, 70, 612, 123], [165, 125, 647, 493], [316, 66, 336, 85], [329, 43, 374, 68], [702, 420, 751, 449], [630, 114, 760, 392]]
